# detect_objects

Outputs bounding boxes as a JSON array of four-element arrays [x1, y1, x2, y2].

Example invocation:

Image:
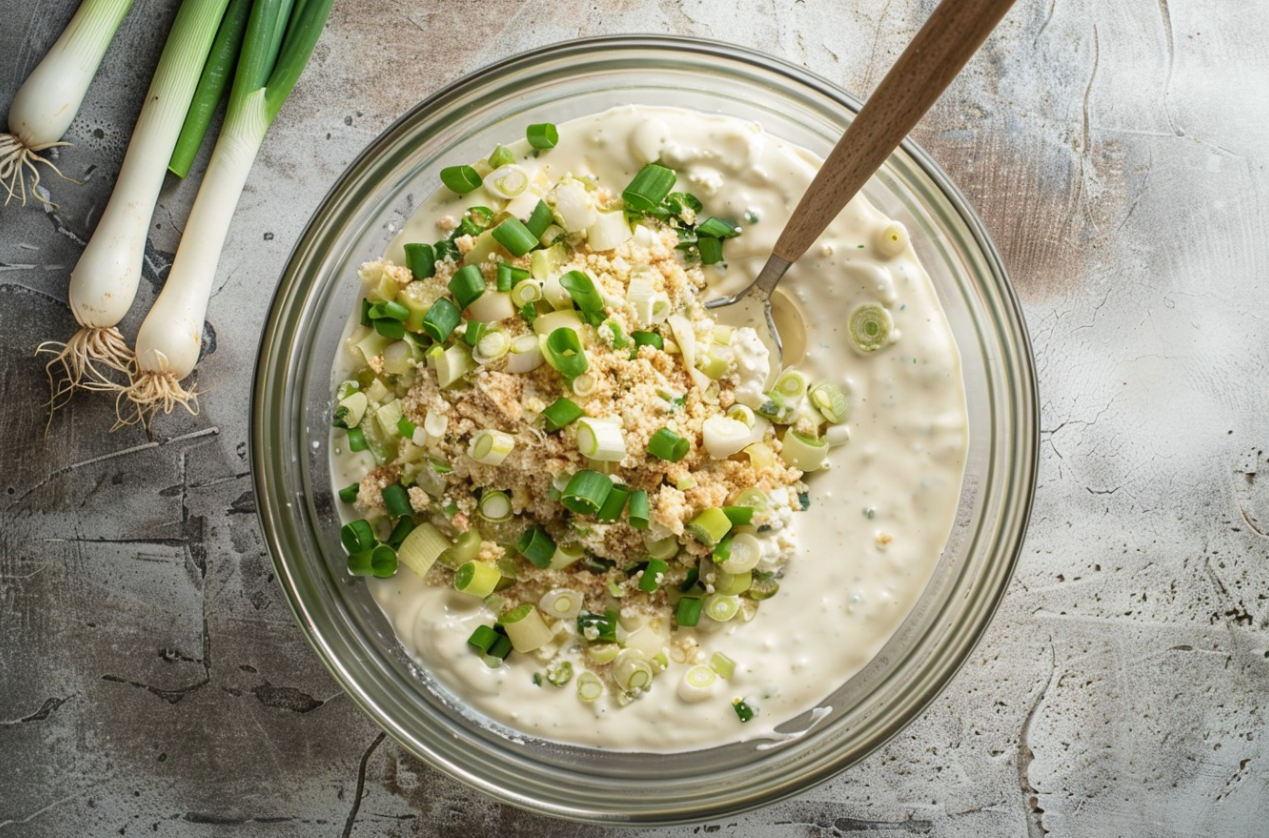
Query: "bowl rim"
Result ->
[[251, 32, 1039, 824]]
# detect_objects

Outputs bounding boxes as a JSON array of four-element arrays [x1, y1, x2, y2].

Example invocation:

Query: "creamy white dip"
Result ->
[[331, 106, 967, 752]]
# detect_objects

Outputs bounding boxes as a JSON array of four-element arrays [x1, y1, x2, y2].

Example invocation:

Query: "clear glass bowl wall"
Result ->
[[252, 36, 1038, 824]]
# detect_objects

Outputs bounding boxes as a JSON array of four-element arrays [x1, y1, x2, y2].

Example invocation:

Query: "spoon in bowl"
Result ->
[[705, 0, 1017, 363]]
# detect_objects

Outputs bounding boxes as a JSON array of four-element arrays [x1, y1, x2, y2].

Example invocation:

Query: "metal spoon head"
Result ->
[[704, 254, 796, 365]]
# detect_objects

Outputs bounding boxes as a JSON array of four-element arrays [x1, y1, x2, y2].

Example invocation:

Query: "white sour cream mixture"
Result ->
[[331, 106, 967, 752]]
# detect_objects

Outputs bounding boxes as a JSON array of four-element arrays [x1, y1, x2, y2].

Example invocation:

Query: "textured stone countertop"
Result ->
[[3, 1, 1267, 835]]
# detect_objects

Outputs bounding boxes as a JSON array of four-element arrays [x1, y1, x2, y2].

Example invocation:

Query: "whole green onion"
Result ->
[[404, 242, 436, 279], [647, 428, 690, 462], [448, 264, 486, 309], [440, 165, 482, 194], [526, 123, 558, 149]]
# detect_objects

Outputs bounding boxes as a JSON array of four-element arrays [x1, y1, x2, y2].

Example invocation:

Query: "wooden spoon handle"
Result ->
[[773, 0, 1016, 262]]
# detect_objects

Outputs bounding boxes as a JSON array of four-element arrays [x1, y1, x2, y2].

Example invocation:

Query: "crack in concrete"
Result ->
[[1017, 642, 1056, 837], [0, 694, 73, 726], [101, 673, 209, 705], [341, 733, 387, 838]]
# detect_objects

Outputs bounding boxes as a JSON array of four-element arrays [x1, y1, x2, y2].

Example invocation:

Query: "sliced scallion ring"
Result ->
[[560, 469, 613, 515], [849, 304, 893, 352], [477, 490, 512, 522], [467, 429, 515, 466], [540, 588, 584, 620]]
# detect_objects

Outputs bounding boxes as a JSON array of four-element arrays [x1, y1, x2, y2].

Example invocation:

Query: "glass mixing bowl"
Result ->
[[252, 35, 1038, 824]]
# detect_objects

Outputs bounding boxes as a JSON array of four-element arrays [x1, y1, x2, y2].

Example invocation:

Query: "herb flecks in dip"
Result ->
[[330, 106, 968, 752]]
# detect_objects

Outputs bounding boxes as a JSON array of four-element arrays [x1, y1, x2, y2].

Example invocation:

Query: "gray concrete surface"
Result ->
[[3, 1, 1267, 835]]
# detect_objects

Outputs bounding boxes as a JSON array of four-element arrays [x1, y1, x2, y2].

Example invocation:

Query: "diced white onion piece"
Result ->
[[626, 269, 656, 326], [466, 290, 515, 322], [678, 665, 718, 703], [632, 224, 656, 248], [423, 408, 448, 439], [375, 399, 403, 438], [540, 588, 584, 620], [467, 429, 515, 465], [701, 416, 752, 459], [484, 164, 529, 198], [541, 272, 571, 309], [503, 607, 553, 653], [506, 335, 544, 373], [719, 533, 762, 574], [576, 417, 626, 461], [365, 377, 390, 403], [473, 330, 511, 364], [826, 423, 852, 447], [780, 429, 829, 472], [355, 331, 392, 365], [397, 523, 450, 580], [504, 190, 542, 221], [586, 210, 633, 251], [532, 308, 586, 337], [550, 181, 596, 232], [726, 403, 755, 427], [668, 314, 711, 391], [650, 294, 671, 324], [435, 344, 475, 388]]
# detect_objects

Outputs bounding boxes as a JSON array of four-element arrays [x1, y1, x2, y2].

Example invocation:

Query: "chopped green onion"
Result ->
[[696, 217, 741, 239], [448, 264, 486, 309], [340, 519, 375, 554], [396, 415, 417, 439], [396, 522, 449, 578], [637, 558, 669, 592], [849, 304, 893, 352], [491, 217, 538, 256], [473, 329, 511, 364], [467, 429, 515, 466], [678, 664, 716, 702], [540, 588, 584, 620], [346, 426, 368, 452], [421, 298, 461, 342], [509, 279, 542, 307], [373, 318, 405, 339], [560, 469, 613, 515], [500, 605, 554, 652], [462, 321, 488, 348], [526, 122, 558, 149], [478, 490, 512, 522], [746, 571, 780, 600], [780, 429, 830, 472], [687, 507, 732, 547], [577, 609, 618, 643], [558, 270, 605, 323], [704, 594, 740, 622], [675, 595, 702, 627], [576, 417, 626, 462], [613, 650, 654, 691], [440, 165, 482, 194], [542, 397, 585, 432], [576, 671, 604, 702], [647, 428, 690, 462], [709, 652, 736, 679], [545, 660, 574, 687], [596, 484, 630, 522], [755, 390, 795, 424], [714, 569, 751, 595], [622, 163, 676, 214], [524, 200, 553, 238], [338, 482, 359, 504], [732, 488, 769, 511], [601, 318, 629, 349], [488, 144, 515, 168], [437, 528, 480, 570], [370, 544, 398, 578], [732, 698, 755, 723], [496, 262, 529, 292], [404, 242, 436, 279], [720, 533, 762, 575], [628, 490, 650, 529], [644, 533, 678, 560], [347, 550, 373, 576], [722, 506, 754, 527], [369, 300, 409, 321], [810, 382, 850, 424], [486, 633, 512, 662], [516, 525, 556, 568], [543, 327, 588, 378], [435, 344, 475, 388], [631, 330, 663, 351], [468, 624, 500, 653], [454, 561, 501, 597], [773, 369, 810, 400], [381, 484, 412, 518], [696, 235, 723, 265]]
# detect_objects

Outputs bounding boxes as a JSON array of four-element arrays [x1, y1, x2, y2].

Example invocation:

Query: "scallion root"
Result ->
[[117, 369, 200, 431], [37, 326, 135, 418], [0, 133, 77, 207]]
